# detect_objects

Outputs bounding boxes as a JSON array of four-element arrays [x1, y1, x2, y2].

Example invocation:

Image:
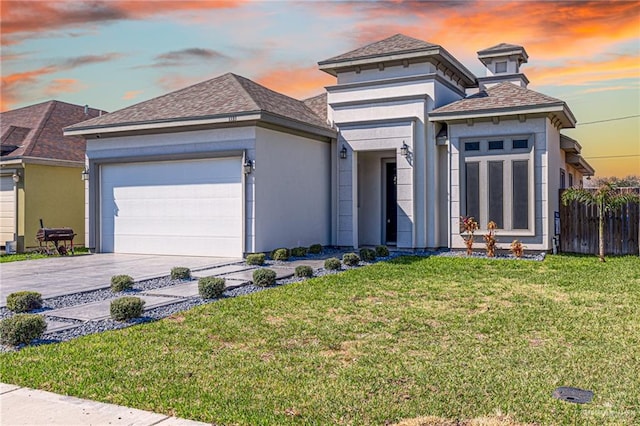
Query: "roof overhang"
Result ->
[[0, 156, 84, 168], [566, 153, 595, 176], [64, 111, 336, 140], [560, 134, 582, 153], [318, 46, 477, 87], [429, 102, 577, 128]]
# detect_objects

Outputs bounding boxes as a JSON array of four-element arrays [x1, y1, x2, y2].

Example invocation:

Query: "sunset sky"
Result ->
[[2, 0, 639, 177]]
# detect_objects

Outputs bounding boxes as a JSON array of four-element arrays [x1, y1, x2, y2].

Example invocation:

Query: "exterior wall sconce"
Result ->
[[400, 142, 409, 158], [243, 160, 253, 174], [340, 145, 347, 159], [81, 167, 90, 181], [12, 171, 20, 183]]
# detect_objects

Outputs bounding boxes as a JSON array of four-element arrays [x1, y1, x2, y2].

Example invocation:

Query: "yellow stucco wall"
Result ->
[[21, 163, 85, 249]]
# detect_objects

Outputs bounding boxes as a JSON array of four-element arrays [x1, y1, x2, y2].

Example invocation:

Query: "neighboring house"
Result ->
[[0, 101, 105, 252], [65, 34, 593, 257]]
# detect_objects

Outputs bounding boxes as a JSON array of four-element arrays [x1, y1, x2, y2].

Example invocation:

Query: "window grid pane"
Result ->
[[465, 142, 480, 151], [512, 160, 529, 229], [465, 162, 480, 223], [488, 161, 503, 228], [489, 140, 504, 150], [513, 139, 528, 149]]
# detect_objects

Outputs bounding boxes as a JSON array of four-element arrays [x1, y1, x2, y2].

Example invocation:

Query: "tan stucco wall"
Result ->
[[21, 163, 85, 250]]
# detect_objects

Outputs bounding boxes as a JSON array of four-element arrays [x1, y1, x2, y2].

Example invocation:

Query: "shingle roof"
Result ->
[[303, 93, 328, 124], [1, 101, 104, 162], [319, 34, 439, 64], [68, 73, 331, 131], [477, 43, 526, 55], [430, 82, 564, 115]]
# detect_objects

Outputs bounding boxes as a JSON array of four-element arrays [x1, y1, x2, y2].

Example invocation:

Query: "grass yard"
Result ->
[[1, 255, 639, 425], [0, 247, 90, 263]]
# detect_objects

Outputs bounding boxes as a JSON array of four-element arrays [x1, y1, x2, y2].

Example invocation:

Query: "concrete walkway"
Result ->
[[0, 253, 238, 306], [0, 383, 210, 425]]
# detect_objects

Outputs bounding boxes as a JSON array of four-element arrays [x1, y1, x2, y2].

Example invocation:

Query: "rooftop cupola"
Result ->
[[476, 43, 529, 90]]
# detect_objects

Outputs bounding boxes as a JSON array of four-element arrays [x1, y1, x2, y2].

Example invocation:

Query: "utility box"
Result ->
[[5, 241, 17, 254]]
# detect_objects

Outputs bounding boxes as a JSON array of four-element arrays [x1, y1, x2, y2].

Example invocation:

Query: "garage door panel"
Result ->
[[108, 216, 242, 237], [101, 158, 242, 257], [0, 176, 16, 244], [109, 235, 242, 257]]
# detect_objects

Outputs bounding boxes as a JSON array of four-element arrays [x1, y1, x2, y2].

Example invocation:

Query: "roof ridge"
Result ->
[[228, 73, 270, 111], [23, 100, 55, 157]]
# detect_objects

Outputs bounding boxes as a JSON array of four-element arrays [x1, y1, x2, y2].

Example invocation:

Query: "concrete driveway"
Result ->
[[0, 253, 239, 306]]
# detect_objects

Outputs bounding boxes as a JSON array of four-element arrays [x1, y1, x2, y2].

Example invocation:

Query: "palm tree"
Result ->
[[562, 183, 640, 262]]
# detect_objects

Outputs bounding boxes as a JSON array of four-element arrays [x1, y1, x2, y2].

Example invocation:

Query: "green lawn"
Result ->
[[1, 255, 639, 425], [0, 247, 90, 263]]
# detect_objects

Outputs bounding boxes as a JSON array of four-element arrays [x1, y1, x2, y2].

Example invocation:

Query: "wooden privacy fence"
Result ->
[[559, 188, 640, 255]]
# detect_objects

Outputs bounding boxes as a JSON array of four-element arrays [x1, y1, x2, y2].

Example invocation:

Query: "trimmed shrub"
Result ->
[[324, 257, 341, 270], [359, 248, 376, 262], [290, 247, 308, 258], [171, 267, 191, 280], [0, 314, 47, 346], [270, 248, 289, 261], [253, 269, 277, 287], [246, 253, 266, 266], [6, 291, 43, 313], [308, 244, 323, 255], [294, 265, 313, 278], [110, 297, 145, 321], [375, 245, 390, 258], [110, 275, 134, 292], [199, 277, 226, 299], [342, 252, 360, 267]]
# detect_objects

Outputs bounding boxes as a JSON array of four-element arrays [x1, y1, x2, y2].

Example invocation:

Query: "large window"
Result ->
[[461, 135, 533, 232]]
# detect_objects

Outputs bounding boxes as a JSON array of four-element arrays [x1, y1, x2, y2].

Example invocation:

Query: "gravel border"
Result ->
[[0, 248, 544, 352]]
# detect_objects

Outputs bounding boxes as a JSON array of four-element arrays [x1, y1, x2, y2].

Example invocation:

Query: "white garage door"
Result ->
[[0, 176, 16, 245], [100, 158, 243, 257]]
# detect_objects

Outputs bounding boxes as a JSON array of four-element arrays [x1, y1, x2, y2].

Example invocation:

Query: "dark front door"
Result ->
[[385, 162, 397, 244]]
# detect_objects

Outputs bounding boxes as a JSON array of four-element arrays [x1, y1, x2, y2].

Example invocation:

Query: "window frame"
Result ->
[[460, 134, 535, 235]]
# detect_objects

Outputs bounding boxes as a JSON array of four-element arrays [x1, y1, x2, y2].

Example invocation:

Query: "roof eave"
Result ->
[[64, 110, 335, 140], [318, 47, 477, 86], [429, 103, 576, 127], [64, 111, 263, 137], [566, 153, 595, 176]]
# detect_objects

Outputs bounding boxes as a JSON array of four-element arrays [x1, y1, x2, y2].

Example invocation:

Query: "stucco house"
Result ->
[[65, 34, 593, 257], [1, 101, 104, 252]]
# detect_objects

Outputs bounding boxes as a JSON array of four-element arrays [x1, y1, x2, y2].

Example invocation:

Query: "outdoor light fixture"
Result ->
[[243, 160, 253, 174], [12, 172, 20, 183], [81, 167, 90, 181], [400, 141, 409, 158], [340, 145, 347, 159]]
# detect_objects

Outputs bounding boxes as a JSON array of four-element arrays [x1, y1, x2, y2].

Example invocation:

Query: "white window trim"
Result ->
[[460, 135, 535, 236]]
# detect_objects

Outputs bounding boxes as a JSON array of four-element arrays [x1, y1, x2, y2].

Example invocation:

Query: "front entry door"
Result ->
[[384, 161, 397, 244]]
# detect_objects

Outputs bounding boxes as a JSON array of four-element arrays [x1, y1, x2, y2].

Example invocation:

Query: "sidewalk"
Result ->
[[0, 383, 210, 426]]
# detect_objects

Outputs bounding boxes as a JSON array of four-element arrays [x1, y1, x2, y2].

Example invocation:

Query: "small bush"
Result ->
[[359, 248, 376, 262], [308, 244, 322, 254], [6, 291, 43, 313], [294, 265, 313, 278], [375, 245, 390, 258], [110, 297, 145, 321], [271, 248, 289, 261], [110, 275, 134, 292], [246, 253, 266, 266], [199, 277, 226, 299], [324, 257, 341, 270], [342, 252, 360, 267], [253, 269, 277, 287], [0, 314, 47, 346], [290, 247, 308, 257], [171, 267, 191, 280]]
